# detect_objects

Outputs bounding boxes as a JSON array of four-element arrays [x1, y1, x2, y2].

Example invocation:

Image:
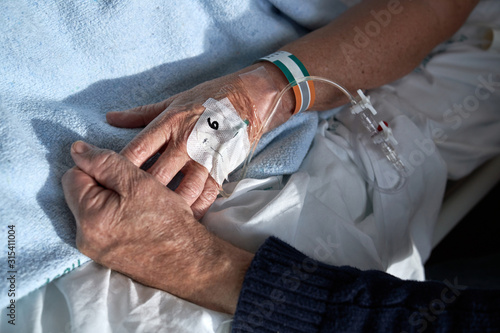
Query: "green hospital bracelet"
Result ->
[[259, 51, 315, 114]]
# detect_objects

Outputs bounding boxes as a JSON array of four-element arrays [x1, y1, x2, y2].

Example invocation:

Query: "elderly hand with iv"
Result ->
[[105, 64, 296, 218]]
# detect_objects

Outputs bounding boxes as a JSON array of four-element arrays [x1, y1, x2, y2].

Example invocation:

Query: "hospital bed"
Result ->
[[1, 0, 499, 332]]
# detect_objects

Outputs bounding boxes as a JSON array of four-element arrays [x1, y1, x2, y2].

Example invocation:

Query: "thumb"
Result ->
[[69, 141, 141, 194], [62, 166, 115, 220], [106, 99, 171, 128]]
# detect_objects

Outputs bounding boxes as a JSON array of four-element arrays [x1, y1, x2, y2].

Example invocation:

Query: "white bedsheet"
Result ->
[[2, 1, 500, 332], [2, 262, 232, 333]]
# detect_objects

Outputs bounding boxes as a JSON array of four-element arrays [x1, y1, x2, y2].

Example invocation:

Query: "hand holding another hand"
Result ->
[[61, 64, 293, 313], [62, 141, 253, 314]]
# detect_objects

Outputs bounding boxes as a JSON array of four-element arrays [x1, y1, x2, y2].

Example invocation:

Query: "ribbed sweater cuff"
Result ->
[[231, 236, 359, 333]]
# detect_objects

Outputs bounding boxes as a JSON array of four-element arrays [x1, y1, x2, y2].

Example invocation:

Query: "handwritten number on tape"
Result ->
[[207, 117, 219, 130]]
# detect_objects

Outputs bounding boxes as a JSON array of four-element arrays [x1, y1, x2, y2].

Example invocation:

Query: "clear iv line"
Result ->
[[239, 75, 408, 192]]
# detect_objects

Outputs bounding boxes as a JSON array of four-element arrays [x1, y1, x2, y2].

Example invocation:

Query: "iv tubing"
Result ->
[[241, 76, 357, 179], [237, 75, 407, 193]]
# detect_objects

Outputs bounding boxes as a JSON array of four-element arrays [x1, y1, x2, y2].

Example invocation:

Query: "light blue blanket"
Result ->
[[0, 0, 349, 305]]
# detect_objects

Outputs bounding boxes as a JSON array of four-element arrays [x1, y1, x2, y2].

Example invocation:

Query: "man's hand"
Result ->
[[62, 140, 253, 314]]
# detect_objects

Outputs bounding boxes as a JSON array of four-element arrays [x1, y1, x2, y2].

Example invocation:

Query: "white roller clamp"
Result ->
[[351, 89, 377, 115]]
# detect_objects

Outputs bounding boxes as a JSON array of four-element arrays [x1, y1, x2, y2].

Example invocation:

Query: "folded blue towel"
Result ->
[[0, 0, 348, 305]]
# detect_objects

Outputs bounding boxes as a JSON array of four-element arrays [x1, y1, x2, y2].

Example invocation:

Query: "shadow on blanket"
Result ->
[[33, 119, 81, 248]]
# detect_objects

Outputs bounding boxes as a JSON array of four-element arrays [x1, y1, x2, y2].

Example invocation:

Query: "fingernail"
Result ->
[[72, 141, 92, 154]]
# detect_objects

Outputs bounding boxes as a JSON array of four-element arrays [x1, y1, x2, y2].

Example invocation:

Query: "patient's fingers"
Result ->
[[175, 161, 209, 206], [146, 145, 190, 186], [117, 102, 204, 175], [119, 116, 172, 168], [106, 99, 170, 128], [191, 176, 219, 219]]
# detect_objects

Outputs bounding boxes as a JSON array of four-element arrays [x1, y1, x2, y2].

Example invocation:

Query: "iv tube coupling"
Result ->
[[350, 89, 407, 177]]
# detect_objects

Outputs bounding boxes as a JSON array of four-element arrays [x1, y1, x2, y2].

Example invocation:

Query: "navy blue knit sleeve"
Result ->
[[231, 237, 500, 333]]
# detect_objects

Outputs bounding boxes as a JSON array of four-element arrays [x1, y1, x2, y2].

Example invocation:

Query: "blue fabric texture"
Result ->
[[0, 1, 348, 304], [233, 237, 500, 333]]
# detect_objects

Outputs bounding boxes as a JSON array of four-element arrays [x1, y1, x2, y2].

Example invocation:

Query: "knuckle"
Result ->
[[75, 233, 88, 254], [93, 150, 118, 173], [177, 163, 208, 201], [179, 181, 202, 201], [202, 186, 219, 205], [192, 207, 204, 220], [192, 180, 220, 219], [124, 138, 149, 164], [150, 166, 173, 185], [169, 106, 203, 142], [205, 178, 220, 199], [77, 216, 97, 241], [134, 104, 150, 114], [135, 105, 155, 124], [192, 197, 214, 219], [75, 226, 97, 255]]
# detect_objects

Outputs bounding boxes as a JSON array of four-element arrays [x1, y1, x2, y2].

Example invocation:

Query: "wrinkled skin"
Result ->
[[62, 64, 288, 313], [107, 66, 284, 218], [62, 141, 253, 313]]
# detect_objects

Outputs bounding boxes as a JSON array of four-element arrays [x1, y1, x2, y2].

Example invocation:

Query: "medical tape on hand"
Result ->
[[258, 51, 315, 114], [187, 98, 250, 185]]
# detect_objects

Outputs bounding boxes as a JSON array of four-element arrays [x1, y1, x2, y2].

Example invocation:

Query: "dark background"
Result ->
[[425, 182, 500, 289]]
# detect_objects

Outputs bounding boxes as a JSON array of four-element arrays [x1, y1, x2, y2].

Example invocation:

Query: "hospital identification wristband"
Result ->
[[258, 51, 315, 114]]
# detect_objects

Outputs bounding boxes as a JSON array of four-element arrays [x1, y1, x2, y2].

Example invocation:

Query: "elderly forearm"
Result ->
[[254, 0, 479, 113]]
